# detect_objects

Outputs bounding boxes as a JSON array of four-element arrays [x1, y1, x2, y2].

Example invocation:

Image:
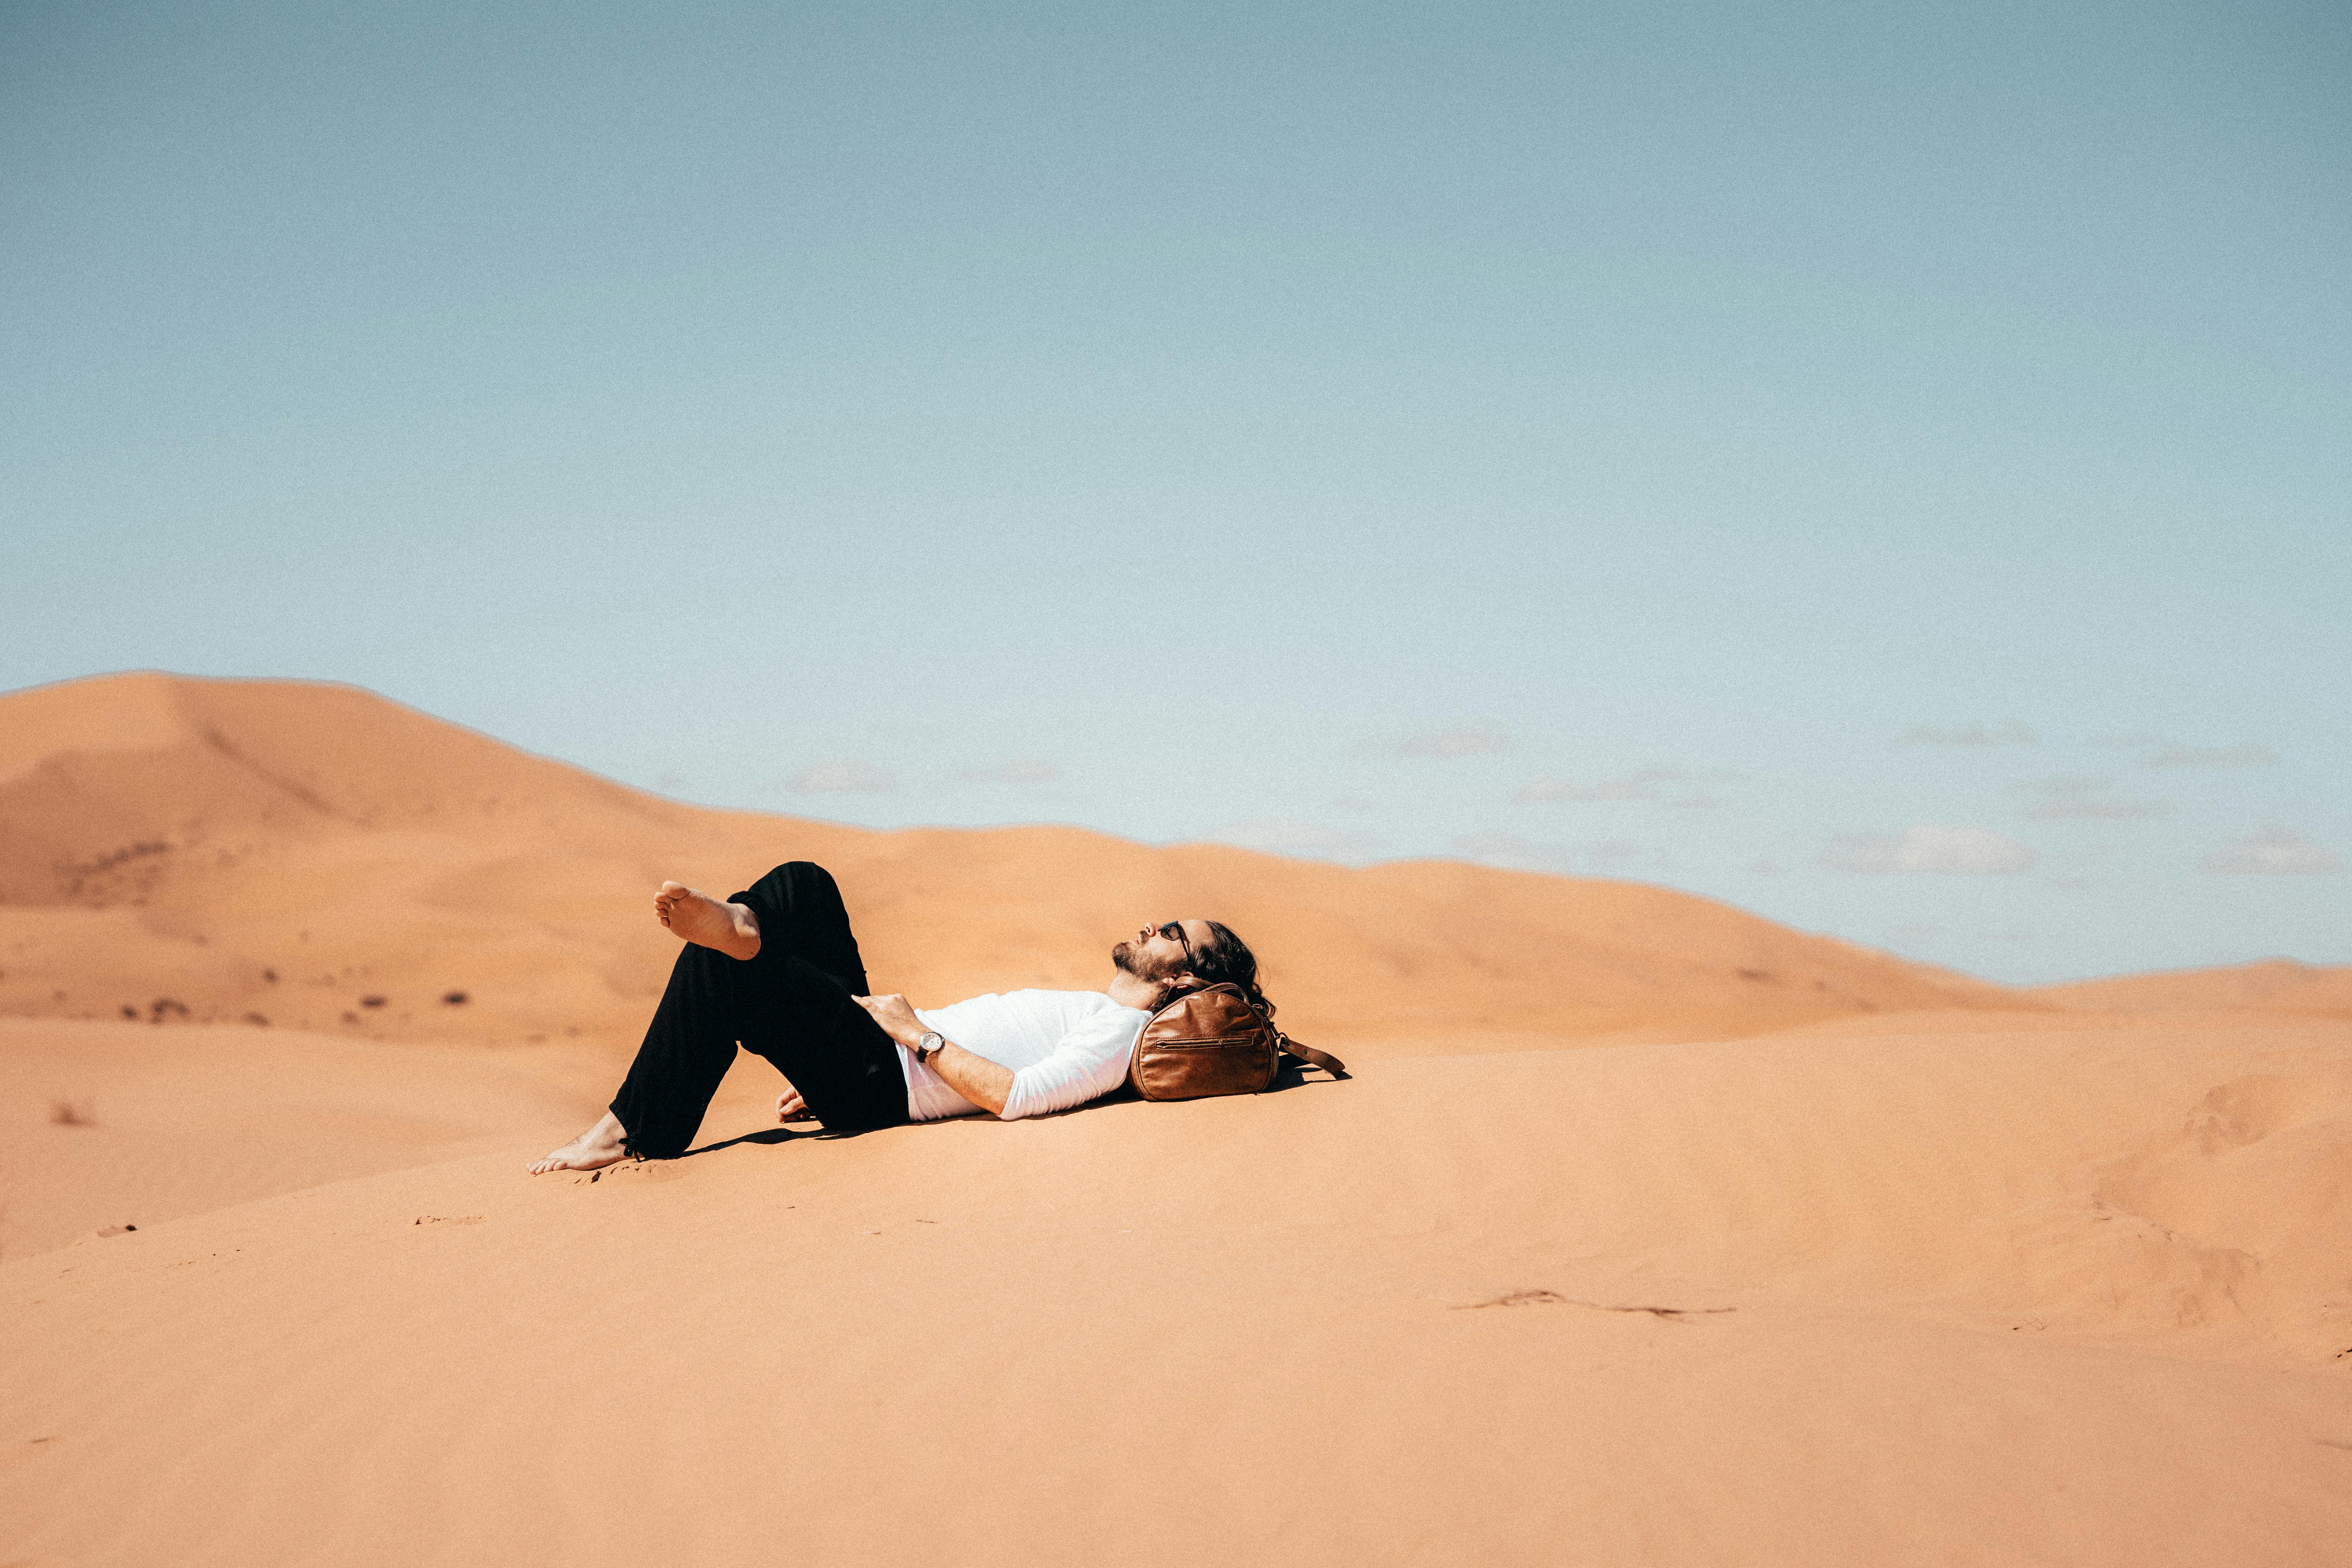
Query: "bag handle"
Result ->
[[1274, 1030, 1348, 1079]]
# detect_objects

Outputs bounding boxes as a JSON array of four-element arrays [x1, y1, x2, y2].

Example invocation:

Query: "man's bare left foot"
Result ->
[[653, 882, 761, 960], [529, 1111, 632, 1174]]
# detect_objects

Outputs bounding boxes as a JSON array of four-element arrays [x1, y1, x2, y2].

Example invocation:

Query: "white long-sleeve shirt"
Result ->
[[901, 989, 1149, 1121]]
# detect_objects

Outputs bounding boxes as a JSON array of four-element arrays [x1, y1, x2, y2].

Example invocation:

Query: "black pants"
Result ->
[[609, 861, 909, 1157]]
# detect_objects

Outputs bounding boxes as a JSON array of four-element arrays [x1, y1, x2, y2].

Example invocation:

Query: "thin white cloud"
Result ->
[[2145, 743, 2277, 770], [1898, 722, 2037, 747], [2200, 822, 2342, 875], [1450, 832, 1659, 876], [785, 759, 897, 794], [1451, 831, 1565, 870], [1515, 767, 1678, 803], [1818, 824, 2036, 875], [1583, 840, 1650, 873], [2013, 775, 2172, 820], [1514, 766, 1733, 806], [1392, 724, 1510, 759], [956, 756, 1060, 785], [1200, 818, 1380, 860]]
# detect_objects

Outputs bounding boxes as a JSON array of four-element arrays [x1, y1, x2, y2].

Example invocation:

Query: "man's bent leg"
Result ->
[[739, 956, 910, 1132], [533, 861, 877, 1173], [606, 941, 751, 1158], [732, 862, 869, 994]]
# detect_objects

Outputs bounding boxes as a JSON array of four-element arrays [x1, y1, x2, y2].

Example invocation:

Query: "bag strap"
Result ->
[[1274, 1030, 1348, 1079]]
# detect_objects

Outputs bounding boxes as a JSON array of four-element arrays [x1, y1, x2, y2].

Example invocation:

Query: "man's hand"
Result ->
[[852, 993, 926, 1046], [855, 994, 1013, 1116], [775, 1086, 813, 1123]]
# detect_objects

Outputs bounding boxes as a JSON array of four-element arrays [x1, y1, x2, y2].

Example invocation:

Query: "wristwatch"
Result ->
[[914, 1030, 945, 1065]]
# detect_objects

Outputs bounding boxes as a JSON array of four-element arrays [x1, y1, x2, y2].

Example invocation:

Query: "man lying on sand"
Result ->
[[530, 860, 1271, 1173]]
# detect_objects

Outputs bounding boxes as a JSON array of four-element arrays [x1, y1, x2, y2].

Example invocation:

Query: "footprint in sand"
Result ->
[[573, 1161, 687, 1185]]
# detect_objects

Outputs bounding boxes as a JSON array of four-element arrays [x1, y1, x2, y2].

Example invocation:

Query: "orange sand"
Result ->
[[2036, 957, 2352, 1020], [3, 673, 2347, 1565]]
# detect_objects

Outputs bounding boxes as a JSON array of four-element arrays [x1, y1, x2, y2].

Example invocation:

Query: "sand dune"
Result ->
[[0, 672, 2031, 1063], [2036, 957, 2352, 1018], [0, 1017, 600, 1259], [5, 669, 2349, 1565], [5, 1013, 2348, 1565]]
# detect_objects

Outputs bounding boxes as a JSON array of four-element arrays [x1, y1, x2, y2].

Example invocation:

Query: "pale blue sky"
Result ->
[[5, 0, 2346, 982]]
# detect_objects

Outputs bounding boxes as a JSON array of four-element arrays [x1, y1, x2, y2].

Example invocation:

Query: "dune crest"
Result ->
[[2035, 957, 2352, 1018], [0, 671, 2034, 1053]]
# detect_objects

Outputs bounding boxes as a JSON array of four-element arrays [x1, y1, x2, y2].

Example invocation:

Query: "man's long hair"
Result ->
[[1185, 920, 1276, 1020]]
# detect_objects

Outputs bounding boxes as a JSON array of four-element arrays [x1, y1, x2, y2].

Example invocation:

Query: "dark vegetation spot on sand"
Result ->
[[49, 1099, 96, 1127], [359, 995, 387, 1008], [443, 990, 469, 1005]]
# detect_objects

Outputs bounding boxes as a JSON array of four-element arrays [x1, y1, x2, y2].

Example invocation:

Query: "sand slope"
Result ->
[[1, 672, 2030, 1060], [2036, 958, 2352, 1019], [8, 669, 2350, 1564], [5, 1012, 2348, 1566], [0, 1018, 599, 1258]]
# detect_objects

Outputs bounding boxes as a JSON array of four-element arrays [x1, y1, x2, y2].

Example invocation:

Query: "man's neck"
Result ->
[[1106, 971, 1167, 1012]]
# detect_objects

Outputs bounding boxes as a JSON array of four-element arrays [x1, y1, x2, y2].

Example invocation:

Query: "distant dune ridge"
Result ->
[[2035, 957, 2352, 1018], [2, 670, 2031, 1051], [4, 671, 2349, 1566]]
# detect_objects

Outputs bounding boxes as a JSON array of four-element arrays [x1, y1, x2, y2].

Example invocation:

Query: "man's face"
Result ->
[[1111, 918, 1212, 983]]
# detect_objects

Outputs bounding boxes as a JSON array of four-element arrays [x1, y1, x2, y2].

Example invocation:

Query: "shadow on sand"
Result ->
[[672, 1051, 1347, 1161]]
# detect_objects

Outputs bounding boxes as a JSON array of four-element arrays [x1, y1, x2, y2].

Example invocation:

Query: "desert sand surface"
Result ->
[[0, 1017, 598, 1258], [2036, 957, 2352, 1020], [5, 672, 2350, 1565]]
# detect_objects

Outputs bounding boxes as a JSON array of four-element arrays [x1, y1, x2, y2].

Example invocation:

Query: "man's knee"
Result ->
[[751, 860, 841, 899], [782, 860, 842, 893]]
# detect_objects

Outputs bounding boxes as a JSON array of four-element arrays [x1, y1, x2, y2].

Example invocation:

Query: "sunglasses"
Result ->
[[1155, 920, 1194, 961]]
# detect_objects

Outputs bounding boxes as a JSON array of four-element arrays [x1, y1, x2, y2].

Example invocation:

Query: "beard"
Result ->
[[1111, 939, 1183, 983]]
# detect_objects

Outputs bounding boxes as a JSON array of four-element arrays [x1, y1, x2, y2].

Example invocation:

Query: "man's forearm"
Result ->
[[927, 1040, 1014, 1117], [848, 993, 1016, 1117]]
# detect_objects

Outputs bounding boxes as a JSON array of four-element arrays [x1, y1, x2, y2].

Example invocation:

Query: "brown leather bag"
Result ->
[[1127, 982, 1348, 1102]]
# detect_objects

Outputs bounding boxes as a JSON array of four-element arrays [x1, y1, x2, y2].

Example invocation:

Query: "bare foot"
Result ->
[[529, 1111, 633, 1175], [653, 881, 761, 960]]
